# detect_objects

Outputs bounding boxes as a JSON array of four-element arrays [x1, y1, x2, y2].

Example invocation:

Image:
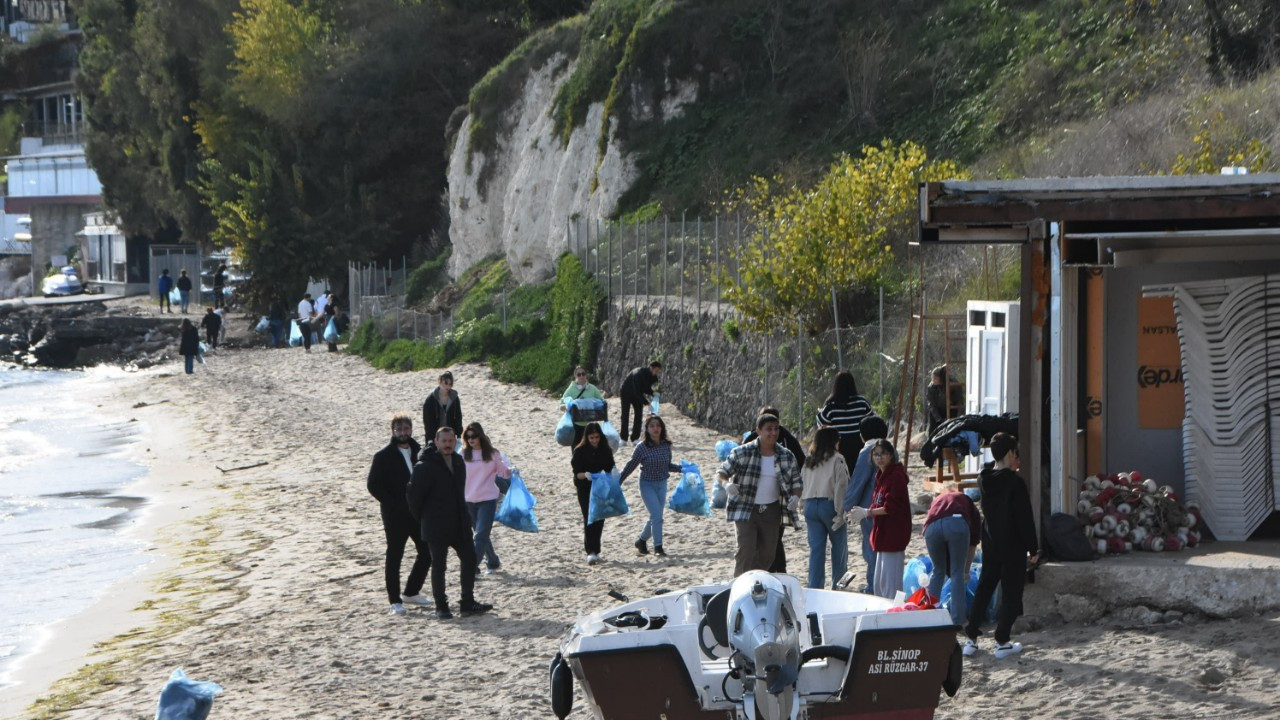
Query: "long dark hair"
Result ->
[[575, 422, 605, 450], [642, 415, 672, 447], [462, 422, 495, 461], [870, 438, 899, 465], [806, 427, 841, 468], [826, 371, 859, 403]]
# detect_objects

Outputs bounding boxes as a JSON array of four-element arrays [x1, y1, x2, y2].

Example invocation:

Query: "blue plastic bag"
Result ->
[[588, 469, 629, 524], [495, 470, 539, 532], [554, 410, 575, 446], [323, 317, 339, 343], [155, 668, 222, 720], [288, 320, 303, 347], [598, 420, 623, 450], [903, 555, 934, 596], [668, 461, 710, 516], [939, 563, 997, 624], [649, 393, 661, 415], [254, 315, 270, 333], [711, 478, 728, 510], [715, 439, 738, 461]]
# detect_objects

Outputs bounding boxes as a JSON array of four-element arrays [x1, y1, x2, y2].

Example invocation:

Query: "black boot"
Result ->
[[634, 538, 649, 555]]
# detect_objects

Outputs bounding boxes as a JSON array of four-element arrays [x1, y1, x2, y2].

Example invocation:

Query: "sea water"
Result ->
[[0, 365, 151, 691]]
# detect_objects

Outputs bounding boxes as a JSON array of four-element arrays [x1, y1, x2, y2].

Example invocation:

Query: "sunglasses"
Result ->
[[464, 434, 477, 440]]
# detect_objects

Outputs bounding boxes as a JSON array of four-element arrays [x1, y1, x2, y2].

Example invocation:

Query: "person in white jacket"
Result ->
[[801, 427, 850, 589]]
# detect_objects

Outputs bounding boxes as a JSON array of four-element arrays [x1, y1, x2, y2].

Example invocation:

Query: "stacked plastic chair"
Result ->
[[1172, 276, 1280, 541]]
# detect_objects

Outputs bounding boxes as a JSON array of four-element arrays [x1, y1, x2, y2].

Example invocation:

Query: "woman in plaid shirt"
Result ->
[[620, 416, 681, 556]]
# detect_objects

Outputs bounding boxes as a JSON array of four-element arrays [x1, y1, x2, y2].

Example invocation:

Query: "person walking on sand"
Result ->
[[406, 427, 493, 620], [963, 432, 1039, 660], [157, 268, 173, 314], [213, 263, 228, 308], [858, 439, 910, 600], [741, 406, 805, 574], [323, 297, 341, 352], [562, 367, 606, 448], [571, 422, 615, 565], [844, 415, 888, 593], [461, 422, 511, 575], [816, 370, 873, 471], [801, 427, 849, 589], [422, 371, 462, 444], [619, 361, 662, 443], [201, 307, 222, 350], [717, 413, 803, 576], [176, 269, 193, 314], [620, 415, 681, 557], [178, 318, 200, 374], [923, 489, 982, 627], [367, 414, 432, 615], [297, 292, 316, 353]]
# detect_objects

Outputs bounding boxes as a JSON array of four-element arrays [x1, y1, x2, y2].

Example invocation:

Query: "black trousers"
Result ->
[[769, 523, 787, 573], [299, 320, 313, 350], [965, 551, 1026, 644], [620, 393, 645, 441], [382, 516, 430, 604], [205, 328, 218, 349], [574, 477, 605, 554], [428, 533, 478, 606]]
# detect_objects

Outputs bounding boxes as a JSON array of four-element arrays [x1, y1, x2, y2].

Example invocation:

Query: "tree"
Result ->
[[724, 139, 967, 332]]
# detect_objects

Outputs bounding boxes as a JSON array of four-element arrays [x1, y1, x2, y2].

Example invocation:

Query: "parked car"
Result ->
[[42, 266, 85, 296]]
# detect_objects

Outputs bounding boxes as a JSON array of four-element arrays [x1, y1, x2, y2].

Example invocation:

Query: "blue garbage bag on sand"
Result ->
[[155, 668, 222, 720], [588, 469, 629, 524], [288, 320, 303, 347], [323, 317, 339, 343], [715, 439, 737, 461], [668, 461, 710, 516], [495, 470, 539, 532], [598, 420, 623, 450], [554, 410, 575, 446], [903, 555, 934, 596], [939, 563, 998, 623]]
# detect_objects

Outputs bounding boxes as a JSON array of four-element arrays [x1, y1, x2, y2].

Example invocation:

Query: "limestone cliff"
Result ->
[[446, 53, 695, 284]]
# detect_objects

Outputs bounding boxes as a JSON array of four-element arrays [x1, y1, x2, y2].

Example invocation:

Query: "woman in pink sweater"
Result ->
[[462, 422, 511, 574]]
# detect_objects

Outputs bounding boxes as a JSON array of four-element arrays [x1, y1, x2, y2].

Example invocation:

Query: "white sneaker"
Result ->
[[962, 639, 978, 657], [586, 553, 600, 565], [994, 642, 1023, 660], [389, 603, 406, 615], [402, 594, 431, 607]]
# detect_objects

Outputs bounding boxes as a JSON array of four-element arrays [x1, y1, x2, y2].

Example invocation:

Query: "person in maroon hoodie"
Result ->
[[867, 439, 910, 599], [923, 490, 982, 626]]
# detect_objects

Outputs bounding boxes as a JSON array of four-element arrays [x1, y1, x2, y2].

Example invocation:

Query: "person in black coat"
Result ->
[[176, 269, 193, 314], [570, 422, 616, 565], [963, 432, 1040, 659], [743, 406, 807, 574], [422, 371, 463, 445], [178, 319, 200, 374], [200, 307, 222, 350], [619, 361, 663, 442], [367, 414, 432, 614], [406, 427, 492, 619]]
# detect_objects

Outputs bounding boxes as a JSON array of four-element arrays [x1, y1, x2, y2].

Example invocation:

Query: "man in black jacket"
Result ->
[[367, 414, 431, 615], [422, 371, 463, 445], [619, 361, 662, 442], [963, 432, 1039, 660], [406, 427, 492, 619]]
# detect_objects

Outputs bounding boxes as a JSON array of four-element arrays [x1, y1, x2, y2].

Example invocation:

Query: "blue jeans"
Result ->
[[804, 498, 848, 589], [637, 480, 666, 547], [179, 290, 190, 313], [183, 354, 195, 374], [857, 516, 875, 592], [467, 500, 500, 570], [268, 320, 284, 348], [926, 516, 971, 626]]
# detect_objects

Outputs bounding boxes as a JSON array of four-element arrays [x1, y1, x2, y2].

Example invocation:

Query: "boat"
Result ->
[[550, 570, 962, 720], [41, 266, 85, 296]]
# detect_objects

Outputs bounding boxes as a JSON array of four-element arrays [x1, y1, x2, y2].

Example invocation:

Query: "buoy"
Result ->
[[1129, 470, 1144, 484], [1129, 527, 1147, 544], [1101, 513, 1119, 532], [1101, 479, 1115, 490], [1142, 479, 1158, 494], [1105, 537, 1126, 554], [1088, 506, 1105, 524], [1117, 471, 1133, 485], [1187, 530, 1201, 547], [1092, 522, 1109, 538], [1116, 502, 1132, 516], [1141, 536, 1165, 552], [1078, 499, 1093, 515], [550, 652, 574, 719], [1164, 536, 1183, 552], [1096, 539, 1108, 555], [1115, 519, 1131, 537]]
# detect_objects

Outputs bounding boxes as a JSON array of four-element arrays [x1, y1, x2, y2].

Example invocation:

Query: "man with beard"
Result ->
[[407, 427, 493, 620], [367, 414, 432, 615]]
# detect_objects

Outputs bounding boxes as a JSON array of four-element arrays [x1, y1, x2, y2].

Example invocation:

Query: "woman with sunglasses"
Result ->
[[619, 415, 681, 557], [866, 439, 910, 599], [461, 422, 511, 574], [571, 422, 616, 565], [561, 366, 606, 448]]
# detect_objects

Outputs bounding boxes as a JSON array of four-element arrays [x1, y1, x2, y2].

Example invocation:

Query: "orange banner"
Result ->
[[1136, 296, 1184, 429]]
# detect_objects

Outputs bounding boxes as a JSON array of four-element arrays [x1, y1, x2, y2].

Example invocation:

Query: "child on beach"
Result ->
[[570, 422, 616, 565], [619, 415, 680, 557]]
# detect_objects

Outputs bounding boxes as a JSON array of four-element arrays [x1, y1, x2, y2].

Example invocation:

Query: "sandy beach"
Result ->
[[3, 342, 1279, 719]]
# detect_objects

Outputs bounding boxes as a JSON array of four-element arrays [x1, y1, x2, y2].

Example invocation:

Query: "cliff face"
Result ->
[[446, 54, 695, 284]]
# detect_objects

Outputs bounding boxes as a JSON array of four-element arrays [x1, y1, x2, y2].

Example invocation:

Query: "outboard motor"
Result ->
[[726, 571, 802, 720]]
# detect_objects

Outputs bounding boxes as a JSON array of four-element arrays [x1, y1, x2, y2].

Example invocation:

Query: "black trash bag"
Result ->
[[1043, 512, 1097, 561]]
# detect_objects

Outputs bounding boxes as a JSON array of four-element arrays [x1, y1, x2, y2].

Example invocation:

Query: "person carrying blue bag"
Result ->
[[560, 367, 606, 448], [620, 415, 681, 557], [668, 460, 710, 516], [571, 422, 616, 565]]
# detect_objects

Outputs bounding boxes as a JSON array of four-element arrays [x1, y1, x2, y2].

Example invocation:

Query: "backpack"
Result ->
[[1043, 512, 1097, 561]]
